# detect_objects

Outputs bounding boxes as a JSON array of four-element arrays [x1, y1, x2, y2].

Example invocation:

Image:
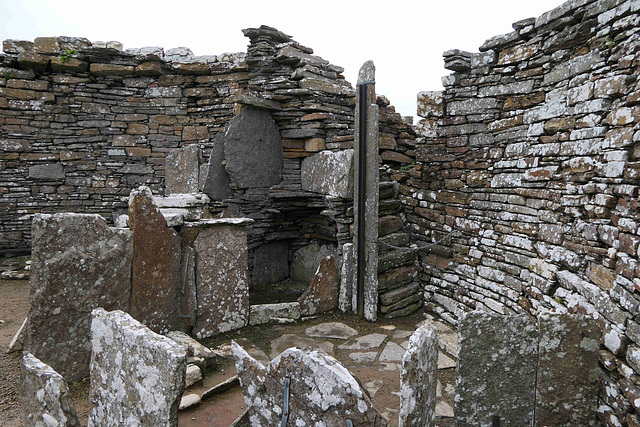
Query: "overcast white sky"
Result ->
[[0, 0, 566, 117]]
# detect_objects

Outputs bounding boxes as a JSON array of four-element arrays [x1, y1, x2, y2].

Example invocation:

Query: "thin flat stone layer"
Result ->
[[129, 186, 181, 334], [535, 313, 601, 427], [88, 308, 187, 427], [305, 322, 359, 340], [456, 312, 539, 426], [399, 323, 438, 427], [301, 149, 354, 198], [232, 341, 387, 426], [223, 107, 283, 188], [298, 255, 340, 316], [24, 213, 132, 383], [193, 224, 250, 338], [165, 144, 199, 194], [21, 352, 80, 427]]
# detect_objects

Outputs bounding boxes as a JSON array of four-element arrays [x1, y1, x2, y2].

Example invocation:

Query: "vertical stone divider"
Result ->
[[185, 218, 253, 339], [88, 308, 187, 427], [128, 186, 181, 334], [353, 60, 379, 322], [399, 322, 438, 427], [165, 144, 200, 195], [455, 311, 539, 426], [535, 313, 601, 426]]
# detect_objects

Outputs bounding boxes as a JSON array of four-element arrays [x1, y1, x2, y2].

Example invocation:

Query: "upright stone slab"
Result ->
[[21, 352, 80, 427], [339, 243, 354, 312], [88, 308, 187, 427], [535, 313, 601, 427], [290, 242, 337, 284], [353, 60, 379, 321], [251, 241, 289, 285], [202, 132, 232, 200], [24, 213, 132, 383], [189, 219, 252, 338], [298, 254, 340, 315], [165, 144, 199, 194], [231, 341, 387, 426], [301, 149, 354, 198], [129, 186, 181, 334], [399, 323, 438, 427], [456, 312, 539, 426]]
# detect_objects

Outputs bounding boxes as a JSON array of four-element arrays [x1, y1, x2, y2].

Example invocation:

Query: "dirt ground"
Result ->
[[0, 265, 456, 426]]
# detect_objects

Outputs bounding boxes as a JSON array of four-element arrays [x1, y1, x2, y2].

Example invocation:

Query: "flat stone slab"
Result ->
[[456, 312, 539, 427], [223, 107, 283, 188], [249, 302, 300, 326], [88, 308, 187, 427], [129, 186, 181, 334], [438, 351, 456, 369], [349, 352, 378, 363], [298, 255, 340, 315], [305, 322, 358, 340], [338, 333, 388, 350], [24, 213, 132, 383], [165, 144, 199, 194], [21, 352, 80, 427], [232, 341, 388, 426], [269, 334, 334, 359], [399, 323, 438, 427], [535, 313, 600, 427], [301, 149, 354, 198], [192, 224, 250, 338], [379, 342, 406, 362]]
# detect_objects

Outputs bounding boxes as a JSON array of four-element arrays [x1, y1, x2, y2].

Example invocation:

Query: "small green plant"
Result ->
[[399, 162, 416, 171], [601, 36, 617, 49], [59, 49, 77, 63], [1, 70, 15, 80]]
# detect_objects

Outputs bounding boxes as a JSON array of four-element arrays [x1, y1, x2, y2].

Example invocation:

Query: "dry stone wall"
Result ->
[[407, 0, 640, 424]]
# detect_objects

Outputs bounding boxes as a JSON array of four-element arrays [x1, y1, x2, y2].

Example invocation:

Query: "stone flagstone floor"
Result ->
[[181, 309, 458, 427]]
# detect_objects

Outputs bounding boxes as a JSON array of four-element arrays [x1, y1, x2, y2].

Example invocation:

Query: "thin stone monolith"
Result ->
[[399, 322, 438, 427], [165, 144, 199, 194], [353, 60, 379, 322], [88, 308, 187, 427], [455, 312, 539, 426]]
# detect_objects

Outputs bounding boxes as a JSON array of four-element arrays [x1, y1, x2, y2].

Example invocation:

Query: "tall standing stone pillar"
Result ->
[[352, 60, 379, 322]]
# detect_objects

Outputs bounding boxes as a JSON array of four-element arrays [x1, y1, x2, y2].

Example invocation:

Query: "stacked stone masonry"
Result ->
[[407, 0, 640, 425]]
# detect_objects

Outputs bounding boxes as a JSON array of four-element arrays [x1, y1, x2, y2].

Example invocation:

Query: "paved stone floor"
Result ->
[[181, 309, 458, 426]]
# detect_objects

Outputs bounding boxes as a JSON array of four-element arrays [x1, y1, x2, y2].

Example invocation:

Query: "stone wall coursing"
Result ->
[[0, 36, 246, 254], [407, 0, 640, 424]]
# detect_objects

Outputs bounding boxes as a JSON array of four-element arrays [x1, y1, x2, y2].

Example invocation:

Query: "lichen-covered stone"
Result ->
[[249, 302, 300, 326], [399, 323, 438, 427], [21, 352, 80, 427], [290, 242, 337, 284], [301, 149, 354, 198], [129, 186, 181, 334], [455, 312, 539, 426], [535, 313, 601, 427], [231, 341, 387, 426], [192, 223, 250, 338], [298, 255, 340, 316], [24, 213, 132, 383], [88, 308, 187, 427], [165, 144, 199, 194]]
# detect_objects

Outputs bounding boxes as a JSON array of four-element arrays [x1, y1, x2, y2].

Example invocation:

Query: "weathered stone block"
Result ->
[[88, 308, 187, 427], [224, 107, 283, 188], [290, 242, 337, 284], [21, 352, 80, 427], [24, 213, 132, 383], [298, 255, 339, 315], [129, 186, 181, 334], [28, 163, 64, 179], [202, 132, 232, 200], [191, 221, 250, 338], [165, 144, 199, 194], [456, 312, 539, 426], [232, 341, 387, 426], [301, 149, 354, 198], [535, 313, 600, 427], [249, 302, 301, 326], [399, 323, 438, 427]]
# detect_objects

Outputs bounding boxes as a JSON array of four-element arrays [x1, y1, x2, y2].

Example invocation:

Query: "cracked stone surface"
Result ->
[[338, 333, 388, 351], [305, 322, 358, 340]]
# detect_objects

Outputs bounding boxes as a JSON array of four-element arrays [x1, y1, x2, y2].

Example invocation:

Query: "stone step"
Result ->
[[378, 248, 417, 274], [380, 282, 421, 306], [378, 265, 418, 292]]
